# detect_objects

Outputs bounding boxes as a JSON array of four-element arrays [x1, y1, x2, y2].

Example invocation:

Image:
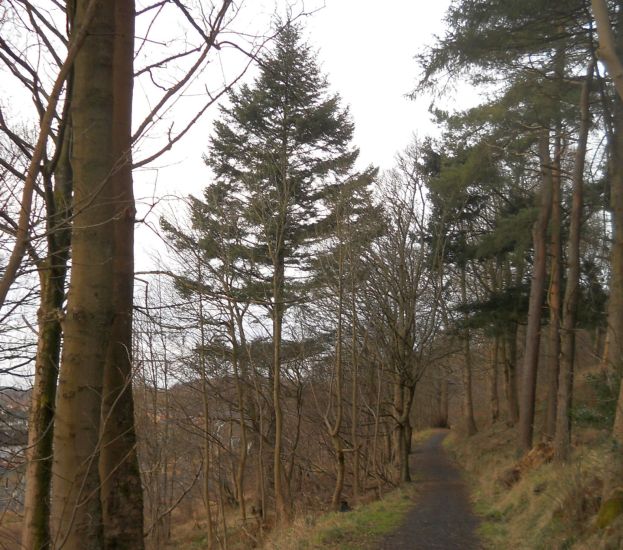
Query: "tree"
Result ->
[[592, 0, 623, 102], [0, 3, 95, 545], [416, 0, 601, 451], [205, 20, 359, 523], [310, 169, 380, 510], [98, 1, 144, 546], [363, 146, 443, 482], [51, 1, 118, 546], [161, 188, 255, 541], [0, 1, 246, 545], [554, 63, 594, 461], [519, 130, 554, 451], [592, 0, 623, 449]]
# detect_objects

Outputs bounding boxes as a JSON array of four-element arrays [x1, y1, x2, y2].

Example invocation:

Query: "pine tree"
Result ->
[[204, 20, 360, 523], [416, 0, 600, 451]]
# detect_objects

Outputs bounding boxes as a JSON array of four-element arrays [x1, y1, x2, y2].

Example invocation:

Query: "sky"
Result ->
[[304, 0, 451, 170], [134, 0, 455, 269]]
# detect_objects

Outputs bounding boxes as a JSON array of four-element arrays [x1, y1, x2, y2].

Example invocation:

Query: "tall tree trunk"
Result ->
[[232, 342, 248, 522], [22, 123, 72, 549], [460, 265, 477, 436], [439, 377, 449, 428], [198, 280, 215, 549], [248, 348, 267, 527], [595, 0, 623, 446], [392, 382, 415, 483], [554, 64, 592, 461], [462, 334, 477, 435], [610, 99, 623, 444], [202, 389, 215, 550], [235, 312, 259, 528], [350, 278, 360, 504], [51, 1, 115, 546], [503, 261, 521, 425], [99, 2, 144, 547], [592, 0, 623, 102], [519, 130, 554, 452], [490, 336, 500, 424], [217, 447, 229, 549], [545, 136, 563, 440], [372, 359, 384, 497], [504, 324, 520, 425], [227, 306, 248, 522], [272, 257, 288, 524], [328, 226, 346, 511]]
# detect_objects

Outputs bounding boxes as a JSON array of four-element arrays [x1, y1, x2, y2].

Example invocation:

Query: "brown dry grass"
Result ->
[[447, 421, 617, 549]]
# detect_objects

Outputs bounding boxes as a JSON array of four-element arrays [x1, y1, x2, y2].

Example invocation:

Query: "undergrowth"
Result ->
[[447, 420, 622, 549]]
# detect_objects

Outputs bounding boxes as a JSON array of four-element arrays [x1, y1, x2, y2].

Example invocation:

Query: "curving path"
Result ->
[[378, 430, 481, 550]]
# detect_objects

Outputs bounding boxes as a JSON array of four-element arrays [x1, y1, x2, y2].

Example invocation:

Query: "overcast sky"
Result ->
[[305, 0, 451, 169]]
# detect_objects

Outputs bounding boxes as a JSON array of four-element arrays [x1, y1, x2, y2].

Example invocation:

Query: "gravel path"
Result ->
[[378, 430, 481, 550]]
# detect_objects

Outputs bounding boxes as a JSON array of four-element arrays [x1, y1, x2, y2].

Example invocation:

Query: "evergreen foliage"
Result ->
[[205, 21, 360, 295]]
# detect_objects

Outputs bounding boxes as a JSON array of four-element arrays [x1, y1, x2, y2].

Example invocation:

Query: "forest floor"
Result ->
[[378, 429, 481, 550]]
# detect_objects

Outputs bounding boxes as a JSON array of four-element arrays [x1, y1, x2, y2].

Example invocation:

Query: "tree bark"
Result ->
[[609, 97, 623, 444], [0, 0, 96, 309], [99, 2, 144, 548], [51, 1, 116, 546], [350, 270, 360, 504], [328, 301, 346, 511], [22, 138, 72, 549], [392, 382, 415, 483], [327, 220, 346, 512], [592, 0, 623, 103], [519, 130, 554, 452], [439, 377, 449, 428], [490, 336, 500, 424], [605, 85, 623, 444], [460, 265, 477, 436], [545, 136, 563, 440], [272, 257, 288, 524], [503, 324, 520, 425], [228, 314, 248, 522], [201, 364, 215, 549], [554, 64, 592, 461]]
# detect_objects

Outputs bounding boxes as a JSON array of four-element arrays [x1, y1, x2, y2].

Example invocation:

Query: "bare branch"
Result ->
[[0, 0, 99, 310]]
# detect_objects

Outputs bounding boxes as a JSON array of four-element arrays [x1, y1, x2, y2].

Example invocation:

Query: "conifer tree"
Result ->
[[416, 0, 599, 451], [204, 20, 360, 523]]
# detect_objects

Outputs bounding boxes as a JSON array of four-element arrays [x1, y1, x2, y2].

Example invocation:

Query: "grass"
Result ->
[[165, 483, 419, 550], [266, 485, 417, 549], [445, 420, 617, 550], [410, 427, 439, 447]]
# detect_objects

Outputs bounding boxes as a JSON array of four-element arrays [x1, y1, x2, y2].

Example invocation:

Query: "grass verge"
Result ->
[[266, 485, 416, 550], [445, 421, 621, 549]]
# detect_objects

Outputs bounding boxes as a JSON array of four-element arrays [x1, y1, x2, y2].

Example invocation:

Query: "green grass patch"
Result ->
[[268, 487, 416, 549], [410, 428, 438, 447]]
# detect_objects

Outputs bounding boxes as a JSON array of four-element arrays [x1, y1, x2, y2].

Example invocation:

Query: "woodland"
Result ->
[[2, 0, 623, 549]]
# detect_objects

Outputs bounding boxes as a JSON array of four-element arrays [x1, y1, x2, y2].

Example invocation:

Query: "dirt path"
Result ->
[[378, 430, 481, 549]]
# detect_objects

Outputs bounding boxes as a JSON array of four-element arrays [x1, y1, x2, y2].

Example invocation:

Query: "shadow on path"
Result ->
[[378, 430, 481, 550]]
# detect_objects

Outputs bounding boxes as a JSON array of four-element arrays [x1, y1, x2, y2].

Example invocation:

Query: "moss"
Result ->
[[596, 490, 623, 529]]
